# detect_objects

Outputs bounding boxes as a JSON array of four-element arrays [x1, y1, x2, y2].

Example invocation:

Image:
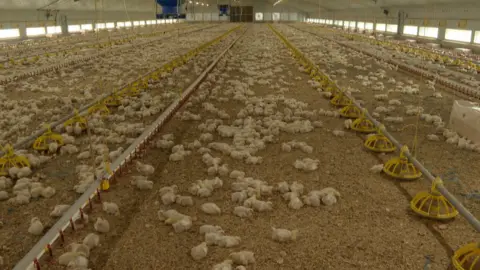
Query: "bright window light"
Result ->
[[335, 21, 342, 26], [376, 23, 386, 31], [255, 12, 263, 21], [133, 21, 140, 26], [140, 21, 146, 25], [320, 19, 326, 24], [0, 29, 20, 39], [418, 27, 438, 38], [403, 25, 418, 36], [46, 26, 62, 34], [475, 31, 480, 44], [106, 22, 115, 28], [68, 25, 81, 33], [386, 24, 398, 33], [26, 27, 46, 36], [117, 22, 125, 28], [95, 23, 106, 29], [357, 22, 365, 29], [445, 28, 472, 43], [146, 20, 152, 25], [81, 24, 93, 31], [125, 21, 132, 27], [157, 20, 162, 24], [327, 20, 333, 25], [365, 22, 374, 30], [349, 21, 355, 28], [152, 20, 157, 24]]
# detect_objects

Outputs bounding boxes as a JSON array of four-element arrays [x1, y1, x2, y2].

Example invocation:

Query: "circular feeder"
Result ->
[[452, 243, 480, 270], [340, 104, 362, 119], [410, 178, 458, 220], [0, 144, 30, 176], [33, 125, 65, 152], [364, 134, 396, 153], [330, 92, 352, 107], [383, 146, 422, 180], [351, 117, 376, 133]]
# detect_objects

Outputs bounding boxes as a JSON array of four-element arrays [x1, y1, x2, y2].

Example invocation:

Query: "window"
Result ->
[[81, 24, 93, 31], [0, 29, 20, 39], [445, 28, 472, 43], [403, 25, 418, 35], [133, 21, 140, 26], [365, 22, 374, 30], [255, 13, 263, 21], [95, 23, 106, 29], [26, 27, 46, 36], [320, 19, 326, 24], [475, 31, 480, 44], [117, 22, 125, 28], [106, 22, 115, 28], [376, 23, 386, 32], [326, 20, 333, 25], [335, 21, 343, 26], [140, 21, 146, 26], [47, 26, 62, 34], [68, 25, 81, 33], [357, 22, 365, 29], [386, 24, 398, 33], [419, 27, 438, 38], [157, 20, 162, 24], [349, 21, 355, 28], [125, 21, 132, 27]]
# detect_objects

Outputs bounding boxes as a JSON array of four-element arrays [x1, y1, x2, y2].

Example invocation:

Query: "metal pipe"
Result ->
[[13, 25, 244, 270], [271, 24, 480, 233]]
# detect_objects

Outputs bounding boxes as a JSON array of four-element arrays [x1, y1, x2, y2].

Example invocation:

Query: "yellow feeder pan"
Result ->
[[339, 104, 362, 118], [452, 243, 480, 270], [330, 92, 352, 107], [410, 177, 458, 220], [0, 144, 31, 176], [351, 109, 376, 133], [364, 125, 396, 153], [63, 109, 87, 131], [104, 92, 123, 107], [33, 125, 64, 152], [88, 102, 110, 116], [383, 146, 422, 180]]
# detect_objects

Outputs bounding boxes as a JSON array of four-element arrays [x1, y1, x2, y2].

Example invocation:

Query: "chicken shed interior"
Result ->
[[1, 0, 480, 269]]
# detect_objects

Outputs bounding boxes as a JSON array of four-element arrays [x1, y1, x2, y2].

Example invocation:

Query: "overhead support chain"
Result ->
[[268, 23, 480, 269], [13, 25, 245, 270]]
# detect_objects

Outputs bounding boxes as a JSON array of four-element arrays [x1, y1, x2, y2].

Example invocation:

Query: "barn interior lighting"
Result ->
[[273, 0, 283, 6]]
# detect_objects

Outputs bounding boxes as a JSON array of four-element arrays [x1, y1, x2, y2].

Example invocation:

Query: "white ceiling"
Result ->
[[0, 0, 478, 12]]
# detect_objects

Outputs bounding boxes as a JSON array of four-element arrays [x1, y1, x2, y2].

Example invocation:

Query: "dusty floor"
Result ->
[[0, 26, 240, 269], [30, 24, 476, 270]]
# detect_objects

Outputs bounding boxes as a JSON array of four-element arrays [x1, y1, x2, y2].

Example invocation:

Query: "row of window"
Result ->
[[306, 18, 479, 44], [0, 19, 179, 40]]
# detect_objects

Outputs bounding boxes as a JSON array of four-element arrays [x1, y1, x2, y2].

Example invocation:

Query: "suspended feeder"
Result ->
[[383, 146, 422, 180], [63, 109, 87, 132], [0, 144, 30, 176], [88, 102, 110, 117], [351, 109, 376, 133], [330, 92, 352, 107], [364, 125, 396, 153], [33, 125, 64, 152], [339, 104, 362, 118], [104, 91, 123, 107], [452, 243, 480, 270], [410, 177, 458, 220]]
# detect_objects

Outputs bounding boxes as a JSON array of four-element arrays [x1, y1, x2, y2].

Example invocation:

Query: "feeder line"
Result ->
[[269, 23, 480, 233]]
